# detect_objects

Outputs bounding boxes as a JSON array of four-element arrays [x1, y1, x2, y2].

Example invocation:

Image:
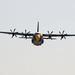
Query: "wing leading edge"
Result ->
[[0, 31, 33, 38], [43, 33, 75, 40], [0, 31, 75, 39]]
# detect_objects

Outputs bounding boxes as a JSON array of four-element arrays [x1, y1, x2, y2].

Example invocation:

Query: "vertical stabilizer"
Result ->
[[37, 21, 39, 32]]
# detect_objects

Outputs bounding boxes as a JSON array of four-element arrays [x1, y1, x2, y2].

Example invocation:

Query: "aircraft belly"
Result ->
[[32, 39, 44, 46]]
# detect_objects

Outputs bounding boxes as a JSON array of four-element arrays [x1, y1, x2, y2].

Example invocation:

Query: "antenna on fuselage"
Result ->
[[37, 21, 39, 32]]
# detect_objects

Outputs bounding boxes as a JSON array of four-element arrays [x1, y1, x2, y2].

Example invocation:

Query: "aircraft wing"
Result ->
[[0, 31, 33, 38], [43, 33, 75, 40]]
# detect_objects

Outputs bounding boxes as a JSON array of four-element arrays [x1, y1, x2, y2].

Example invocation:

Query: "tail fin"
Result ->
[[37, 21, 39, 32]]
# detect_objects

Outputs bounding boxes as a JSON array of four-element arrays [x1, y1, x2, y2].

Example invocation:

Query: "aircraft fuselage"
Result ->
[[32, 33, 44, 46]]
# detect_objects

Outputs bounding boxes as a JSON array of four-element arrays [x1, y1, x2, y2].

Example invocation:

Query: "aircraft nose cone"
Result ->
[[35, 34, 41, 41]]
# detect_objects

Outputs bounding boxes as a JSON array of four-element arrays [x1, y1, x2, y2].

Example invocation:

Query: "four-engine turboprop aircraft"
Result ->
[[0, 22, 75, 46]]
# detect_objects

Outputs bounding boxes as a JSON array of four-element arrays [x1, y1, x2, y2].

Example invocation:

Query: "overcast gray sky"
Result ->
[[0, 0, 75, 75]]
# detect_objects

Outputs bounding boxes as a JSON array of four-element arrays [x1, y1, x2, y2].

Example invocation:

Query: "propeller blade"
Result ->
[[20, 29, 31, 39], [47, 31, 54, 39], [27, 31, 30, 34], [47, 31, 53, 34], [10, 29, 17, 38], [62, 30, 65, 34], [64, 36, 66, 39], [47, 31, 49, 34], [51, 31, 53, 34], [25, 35, 27, 39], [25, 29, 27, 33], [13, 28, 16, 32], [60, 37, 63, 40], [59, 31, 61, 34], [10, 30, 12, 32], [59, 30, 66, 40], [11, 34, 14, 38], [15, 35, 17, 37]]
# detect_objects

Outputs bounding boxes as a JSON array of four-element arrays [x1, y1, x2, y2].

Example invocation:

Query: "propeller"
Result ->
[[25, 29, 30, 39], [25, 29, 30, 34], [10, 29, 17, 38], [21, 29, 30, 39], [47, 31, 54, 39], [47, 31, 53, 34], [59, 30, 66, 40]]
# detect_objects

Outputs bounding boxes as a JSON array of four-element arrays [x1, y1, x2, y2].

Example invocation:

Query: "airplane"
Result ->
[[0, 21, 75, 46]]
